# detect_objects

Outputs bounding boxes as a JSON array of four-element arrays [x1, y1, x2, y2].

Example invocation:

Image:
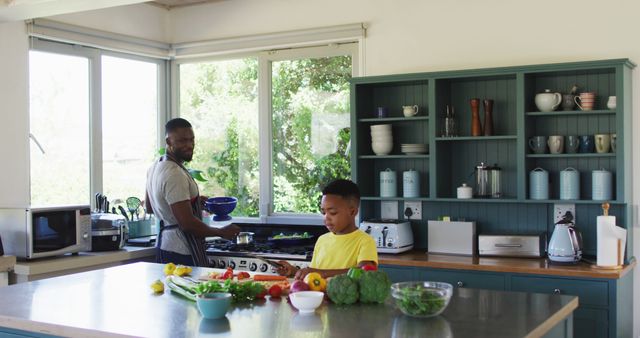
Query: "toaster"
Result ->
[[91, 213, 128, 251], [359, 219, 414, 254], [478, 233, 547, 258]]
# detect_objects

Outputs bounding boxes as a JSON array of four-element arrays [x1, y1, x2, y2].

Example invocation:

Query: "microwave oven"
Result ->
[[0, 205, 92, 259]]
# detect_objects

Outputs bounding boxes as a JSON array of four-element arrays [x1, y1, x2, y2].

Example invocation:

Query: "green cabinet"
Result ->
[[351, 59, 634, 259]]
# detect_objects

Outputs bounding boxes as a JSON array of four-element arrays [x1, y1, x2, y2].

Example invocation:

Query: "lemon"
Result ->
[[163, 262, 176, 276], [150, 279, 164, 293]]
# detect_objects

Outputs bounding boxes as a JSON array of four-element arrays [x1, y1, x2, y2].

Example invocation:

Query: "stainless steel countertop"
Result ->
[[0, 262, 577, 338]]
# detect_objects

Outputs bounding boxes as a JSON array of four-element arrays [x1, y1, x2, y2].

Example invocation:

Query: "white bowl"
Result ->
[[370, 124, 392, 131], [371, 131, 393, 138], [289, 291, 324, 314], [372, 142, 393, 155], [371, 136, 393, 143]]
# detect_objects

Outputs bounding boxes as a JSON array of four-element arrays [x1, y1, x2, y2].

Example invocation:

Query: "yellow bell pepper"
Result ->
[[172, 265, 192, 277], [150, 279, 164, 293], [163, 262, 176, 276], [304, 272, 327, 292]]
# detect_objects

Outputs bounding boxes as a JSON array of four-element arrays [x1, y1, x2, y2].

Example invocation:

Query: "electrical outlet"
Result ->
[[381, 201, 398, 219], [554, 203, 575, 224], [404, 201, 422, 220]]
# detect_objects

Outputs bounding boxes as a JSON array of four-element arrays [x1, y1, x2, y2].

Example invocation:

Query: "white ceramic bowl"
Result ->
[[370, 124, 392, 131], [371, 135, 393, 143], [372, 142, 393, 155], [289, 291, 324, 314], [371, 131, 393, 139]]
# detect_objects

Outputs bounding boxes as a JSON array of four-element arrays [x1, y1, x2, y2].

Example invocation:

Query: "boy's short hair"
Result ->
[[322, 179, 360, 201]]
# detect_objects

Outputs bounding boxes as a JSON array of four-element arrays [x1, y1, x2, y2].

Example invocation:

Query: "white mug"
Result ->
[[595, 134, 611, 153], [547, 135, 564, 154], [402, 105, 419, 117], [607, 96, 617, 110]]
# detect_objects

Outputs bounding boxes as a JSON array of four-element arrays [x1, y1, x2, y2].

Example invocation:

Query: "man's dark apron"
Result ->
[[155, 156, 209, 267]]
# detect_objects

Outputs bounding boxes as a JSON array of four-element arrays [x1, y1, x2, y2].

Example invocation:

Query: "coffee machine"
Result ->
[[548, 212, 582, 263]]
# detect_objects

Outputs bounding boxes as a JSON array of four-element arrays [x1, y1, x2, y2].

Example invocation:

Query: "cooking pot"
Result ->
[[236, 232, 254, 245]]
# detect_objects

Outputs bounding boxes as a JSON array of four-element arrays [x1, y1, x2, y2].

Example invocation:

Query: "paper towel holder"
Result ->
[[591, 202, 625, 270]]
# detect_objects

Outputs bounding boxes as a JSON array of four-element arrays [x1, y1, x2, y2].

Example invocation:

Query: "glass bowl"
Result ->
[[204, 197, 237, 221], [390, 281, 453, 318]]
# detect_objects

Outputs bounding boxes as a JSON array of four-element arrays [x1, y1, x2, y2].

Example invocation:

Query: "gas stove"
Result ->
[[205, 239, 313, 274]]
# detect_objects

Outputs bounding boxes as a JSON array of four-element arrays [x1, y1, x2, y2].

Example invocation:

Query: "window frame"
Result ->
[[28, 38, 168, 207], [173, 43, 359, 225]]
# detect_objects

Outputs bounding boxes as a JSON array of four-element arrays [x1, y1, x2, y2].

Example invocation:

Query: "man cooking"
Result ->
[[145, 117, 240, 266]]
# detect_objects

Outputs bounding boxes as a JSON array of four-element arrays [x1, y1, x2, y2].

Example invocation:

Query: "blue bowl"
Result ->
[[204, 197, 238, 221], [196, 292, 232, 319]]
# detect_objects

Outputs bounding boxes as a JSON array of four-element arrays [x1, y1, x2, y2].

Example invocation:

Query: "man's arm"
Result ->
[[170, 200, 239, 239], [144, 190, 154, 214]]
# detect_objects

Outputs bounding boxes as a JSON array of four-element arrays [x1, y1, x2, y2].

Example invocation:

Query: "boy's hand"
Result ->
[[276, 261, 297, 277], [294, 267, 314, 280]]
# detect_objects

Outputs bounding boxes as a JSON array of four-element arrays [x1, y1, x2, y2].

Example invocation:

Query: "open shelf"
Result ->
[[525, 109, 615, 116], [359, 116, 429, 123], [435, 135, 517, 141]]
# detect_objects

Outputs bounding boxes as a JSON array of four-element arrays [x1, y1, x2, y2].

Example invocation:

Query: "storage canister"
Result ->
[[489, 164, 502, 198], [592, 169, 613, 200], [402, 170, 420, 198], [457, 183, 473, 199], [559, 167, 580, 200], [529, 167, 549, 200], [380, 168, 397, 197]]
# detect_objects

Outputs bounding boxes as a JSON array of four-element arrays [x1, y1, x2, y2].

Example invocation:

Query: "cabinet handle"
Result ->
[[553, 288, 561, 294], [457, 281, 464, 287]]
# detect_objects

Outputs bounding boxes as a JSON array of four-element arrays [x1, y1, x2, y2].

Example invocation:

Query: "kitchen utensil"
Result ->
[[95, 193, 102, 213], [596, 203, 626, 268], [289, 291, 324, 314], [592, 169, 613, 200], [402, 105, 419, 117], [204, 197, 237, 221], [489, 164, 502, 198], [535, 89, 562, 112], [559, 167, 580, 200], [359, 219, 413, 254], [236, 231, 254, 245], [575, 92, 596, 111], [528, 136, 547, 154], [267, 234, 315, 247], [483, 99, 494, 136], [402, 170, 420, 198], [548, 212, 582, 263], [126, 197, 141, 221], [427, 220, 476, 256], [529, 168, 549, 200], [380, 168, 397, 197], [561, 94, 576, 110], [610, 133, 617, 152], [607, 96, 616, 110], [391, 281, 453, 318], [578, 135, 595, 153], [470, 98, 482, 136], [478, 233, 547, 258], [441, 105, 457, 137], [196, 292, 232, 319], [474, 162, 490, 197], [457, 183, 472, 199], [595, 134, 611, 153], [117, 205, 130, 221], [565, 135, 579, 153], [547, 135, 564, 154]]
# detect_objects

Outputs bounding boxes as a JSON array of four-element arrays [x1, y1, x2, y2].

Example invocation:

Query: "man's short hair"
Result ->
[[165, 118, 192, 135], [322, 179, 360, 201]]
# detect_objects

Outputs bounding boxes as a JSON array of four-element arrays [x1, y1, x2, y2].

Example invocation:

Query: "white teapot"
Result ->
[[535, 89, 562, 112]]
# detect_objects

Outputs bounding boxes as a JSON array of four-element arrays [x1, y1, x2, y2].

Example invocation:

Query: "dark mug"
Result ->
[[578, 135, 595, 153], [375, 107, 388, 118], [566, 135, 579, 153], [528, 136, 547, 154]]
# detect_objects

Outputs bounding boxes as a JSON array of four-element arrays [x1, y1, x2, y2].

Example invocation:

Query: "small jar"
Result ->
[[457, 183, 473, 199]]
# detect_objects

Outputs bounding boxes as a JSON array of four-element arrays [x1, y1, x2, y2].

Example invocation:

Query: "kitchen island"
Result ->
[[0, 262, 576, 338]]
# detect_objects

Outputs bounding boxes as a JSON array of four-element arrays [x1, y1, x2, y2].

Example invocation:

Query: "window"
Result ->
[[177, 44, 356, 221], [29, 39, 165, 208], [29, 50, 90, 206], [102, 55, 160, 202], [179, 58, 260, 217]]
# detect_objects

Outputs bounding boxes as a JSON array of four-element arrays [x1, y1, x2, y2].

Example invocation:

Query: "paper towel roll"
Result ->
[[596, 215, 627, 267]]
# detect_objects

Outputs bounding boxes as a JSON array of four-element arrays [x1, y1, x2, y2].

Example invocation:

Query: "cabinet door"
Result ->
[[574, 307, 608, 338], [510, 275, 607, 307], [416, 269, 505, 290], [378, 265, 417, 283]]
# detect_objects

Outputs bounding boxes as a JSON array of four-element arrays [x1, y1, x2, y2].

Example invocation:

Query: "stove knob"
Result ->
[[259, 263, 268, 272], [249, 262, 258, 271], [209, 259, 217, 268], [218, 260, 226, 269], [229, 261, 236, 269]]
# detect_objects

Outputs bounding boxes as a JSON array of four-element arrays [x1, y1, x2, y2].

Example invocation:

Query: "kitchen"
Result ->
[[0, 0, 639, 337]]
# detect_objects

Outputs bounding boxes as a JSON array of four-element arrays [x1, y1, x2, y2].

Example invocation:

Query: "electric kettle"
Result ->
[[548, 212, 583, 263]]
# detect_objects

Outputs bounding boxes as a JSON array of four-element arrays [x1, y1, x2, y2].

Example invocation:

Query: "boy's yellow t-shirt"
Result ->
[[310, 229, 378, 269]]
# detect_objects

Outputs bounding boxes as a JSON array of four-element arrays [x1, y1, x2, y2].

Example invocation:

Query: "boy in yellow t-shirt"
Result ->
[[277, 179, 378, 280]]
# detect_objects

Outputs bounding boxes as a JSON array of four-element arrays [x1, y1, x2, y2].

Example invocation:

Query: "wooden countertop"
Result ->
[[379, 251, 636, 279], [0, 256, 16, 272], [0, 262, 578, 338]]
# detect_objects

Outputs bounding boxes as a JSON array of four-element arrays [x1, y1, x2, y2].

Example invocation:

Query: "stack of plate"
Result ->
[[401, 143, 428, 155]]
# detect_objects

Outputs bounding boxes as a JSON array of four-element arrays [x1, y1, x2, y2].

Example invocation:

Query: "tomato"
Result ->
[[362, 264, 378, 271], [236, 271, 250, 280], [268, 284, 283, 298], [222, 267, 234, 280]]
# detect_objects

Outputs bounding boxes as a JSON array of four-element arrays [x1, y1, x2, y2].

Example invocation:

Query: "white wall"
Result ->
[[0, 0, 638, 334]]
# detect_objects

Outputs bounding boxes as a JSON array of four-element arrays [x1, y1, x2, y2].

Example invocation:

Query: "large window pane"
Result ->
[[29, 51, 90, 206], [102, 55, 159, 203], [179, 59, 259, 218], [272, 55, 352, 214]]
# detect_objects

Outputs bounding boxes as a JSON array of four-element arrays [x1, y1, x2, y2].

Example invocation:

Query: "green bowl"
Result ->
[[196, 292, 232, 319]]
